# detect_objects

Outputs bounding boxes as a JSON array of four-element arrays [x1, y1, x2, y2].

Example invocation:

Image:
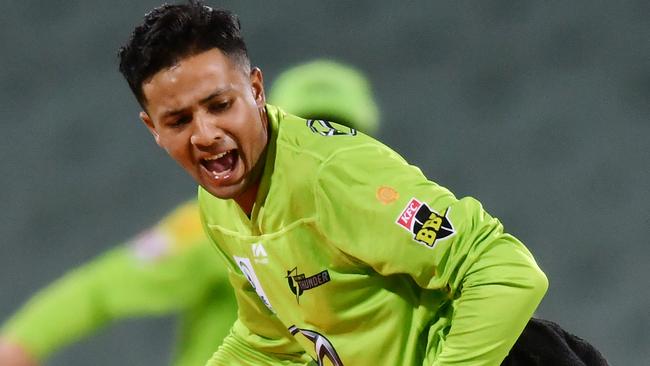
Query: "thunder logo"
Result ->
[[286, 267, 331, 303]]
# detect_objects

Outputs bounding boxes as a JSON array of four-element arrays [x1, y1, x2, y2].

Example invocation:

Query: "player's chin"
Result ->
[[198, 164, 246, 199], [203, 183, 247, 200]]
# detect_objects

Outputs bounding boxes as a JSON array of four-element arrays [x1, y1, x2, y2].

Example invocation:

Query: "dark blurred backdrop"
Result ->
[[1, 1, 648, 365]]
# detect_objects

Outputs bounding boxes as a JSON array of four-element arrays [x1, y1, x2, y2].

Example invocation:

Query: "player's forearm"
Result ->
[[1, 244, 192, 359], [1, 242, 216, 360], [205, 321, 311, 366], [433, 239, 548, 366], [206, 334, 274, 366]]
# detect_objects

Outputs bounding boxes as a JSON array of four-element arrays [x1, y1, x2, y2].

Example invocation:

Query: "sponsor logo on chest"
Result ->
[[251, 242, 268, 264]]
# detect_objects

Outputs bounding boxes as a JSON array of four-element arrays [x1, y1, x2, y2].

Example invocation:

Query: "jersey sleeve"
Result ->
[[314, 143, 548, 366], [1, 201, 227, 361]]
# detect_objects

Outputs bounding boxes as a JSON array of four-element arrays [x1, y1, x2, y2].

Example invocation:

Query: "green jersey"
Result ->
[[1, 202, 237, 366], [199, 105, 548, 366]]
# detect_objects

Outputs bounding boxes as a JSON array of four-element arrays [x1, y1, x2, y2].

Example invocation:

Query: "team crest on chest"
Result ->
[[396, 198, 455, 247], [286, 267, 331, 303]]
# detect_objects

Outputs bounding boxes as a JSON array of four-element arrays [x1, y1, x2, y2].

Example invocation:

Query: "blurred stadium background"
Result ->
[[1, 1, 648, 364]]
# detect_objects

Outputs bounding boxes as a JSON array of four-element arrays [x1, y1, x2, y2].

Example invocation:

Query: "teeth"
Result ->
[[205, 151, 229, 161]]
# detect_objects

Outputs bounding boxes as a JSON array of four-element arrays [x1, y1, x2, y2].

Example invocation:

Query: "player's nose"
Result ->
[[190, 112, 225, 148]]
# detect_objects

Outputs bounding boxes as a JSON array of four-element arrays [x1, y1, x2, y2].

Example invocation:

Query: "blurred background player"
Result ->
[[0, 59, 379, 366], [268, 60, 379, 136]]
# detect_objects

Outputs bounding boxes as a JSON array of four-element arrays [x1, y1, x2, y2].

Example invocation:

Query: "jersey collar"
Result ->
[[249, 104, 282, 224]]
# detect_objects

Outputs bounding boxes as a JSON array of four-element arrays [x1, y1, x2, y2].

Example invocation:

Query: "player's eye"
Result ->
[[209, 101, 230, 113], [170, 115, 191, 128]]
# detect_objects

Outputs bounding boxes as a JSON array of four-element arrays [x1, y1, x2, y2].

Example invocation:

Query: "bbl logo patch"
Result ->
[[307, 119, 357, 136], [286, 267, 331, 303], [396, 198, 454, 247]]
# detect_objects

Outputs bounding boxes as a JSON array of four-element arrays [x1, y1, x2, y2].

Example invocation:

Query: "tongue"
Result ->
[[205, 151, 236, 174]]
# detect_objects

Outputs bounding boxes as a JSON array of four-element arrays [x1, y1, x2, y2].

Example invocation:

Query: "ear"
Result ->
[[139, 111, 162, 147], [249, 67, 266, 108]]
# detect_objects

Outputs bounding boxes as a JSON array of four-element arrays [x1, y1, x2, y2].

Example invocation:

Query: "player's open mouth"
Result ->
[[200, 149, 239, 181]]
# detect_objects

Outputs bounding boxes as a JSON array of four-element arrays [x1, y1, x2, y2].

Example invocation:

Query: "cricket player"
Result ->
[[0, 59, 379, 366], [118, 2, 555, 365]]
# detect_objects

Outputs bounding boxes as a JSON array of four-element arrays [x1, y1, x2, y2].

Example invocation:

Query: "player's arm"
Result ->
[[430, 227, 547, 366], [315, 143, 547, 366], [0, 201, 224, 362]]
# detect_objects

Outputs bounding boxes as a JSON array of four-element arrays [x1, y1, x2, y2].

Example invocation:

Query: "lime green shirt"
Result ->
[[1, 202, 237, 366], [200, 105, 548, 366]]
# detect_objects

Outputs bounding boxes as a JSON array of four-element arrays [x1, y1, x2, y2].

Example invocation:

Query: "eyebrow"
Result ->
[[161, 86, 232, 118]]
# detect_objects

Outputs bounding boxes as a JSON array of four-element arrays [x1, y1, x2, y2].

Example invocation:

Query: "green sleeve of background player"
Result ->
[[1, 201, 231, 362], [315, 144, 548, 365]]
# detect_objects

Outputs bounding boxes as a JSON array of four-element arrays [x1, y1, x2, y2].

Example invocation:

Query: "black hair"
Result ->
[[118, 0, 250, 106]]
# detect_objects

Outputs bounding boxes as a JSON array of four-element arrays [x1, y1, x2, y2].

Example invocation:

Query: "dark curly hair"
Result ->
[[118, 0, 250, 106]]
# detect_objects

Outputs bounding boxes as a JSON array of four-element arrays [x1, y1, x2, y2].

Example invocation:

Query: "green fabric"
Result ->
[[200, 105, 547, 366], [267, 60, 380, 135], [1, 202, 237, 366]]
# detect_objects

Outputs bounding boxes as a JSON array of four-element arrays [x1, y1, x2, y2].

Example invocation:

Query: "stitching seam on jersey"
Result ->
[[278, 140, 325, 161], [317, 142, 385, 170], [313, 169, 371, 269]]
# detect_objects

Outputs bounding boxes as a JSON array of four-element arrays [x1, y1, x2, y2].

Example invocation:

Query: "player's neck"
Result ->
[[236, 111, 271, 217], [235, 183, 259, 217], [238, 117, 271, 217]]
